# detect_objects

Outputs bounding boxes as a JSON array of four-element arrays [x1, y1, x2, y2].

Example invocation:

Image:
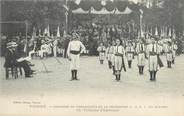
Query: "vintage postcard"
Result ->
[[0, 0, 184, 116]]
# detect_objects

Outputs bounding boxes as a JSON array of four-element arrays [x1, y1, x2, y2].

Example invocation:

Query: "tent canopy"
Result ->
[[114, 6, 132, 14], [72, 7, 89, 14], [69, 0, 140, 13], [72, 6, 132, 14]]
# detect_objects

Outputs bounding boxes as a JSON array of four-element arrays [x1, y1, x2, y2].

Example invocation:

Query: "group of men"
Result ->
[[3, 31, 178, 82], [98, 36, 178, 81]]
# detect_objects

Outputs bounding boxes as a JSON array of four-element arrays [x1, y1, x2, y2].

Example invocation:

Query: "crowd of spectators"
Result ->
[[1, 23, 184, 58]]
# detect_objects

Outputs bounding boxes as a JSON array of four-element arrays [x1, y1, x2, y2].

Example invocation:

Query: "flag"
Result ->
[[39, 29, 42, 36], [57, 26, 60, 37], [149, 26, 152, 34], [51, 34, 54, 39], [164, 26, 167, 37], [47, 25, 50, 37], [168, 27, 172, 37], [140, 24, 145, 38], [140, 29, 144, 38], [141, 31, 144, 38], [161, 27, 164, 37], [149, 0, 153, 8], [172, 28, 176, 39], [155, 26, 158, 36], [44, 28, 47, 35], [63, 30, 67, 37], [146, 0, 150, 8], [138, 30, 140, 39], [32, 27, 36, 38], [150, 27, 153, 35]]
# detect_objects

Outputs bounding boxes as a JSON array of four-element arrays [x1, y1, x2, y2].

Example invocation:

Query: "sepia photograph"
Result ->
[[0, 0, 184, 116]]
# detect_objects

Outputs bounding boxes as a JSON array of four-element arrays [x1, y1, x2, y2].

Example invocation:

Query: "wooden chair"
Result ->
[[5, 66, 22, 80]]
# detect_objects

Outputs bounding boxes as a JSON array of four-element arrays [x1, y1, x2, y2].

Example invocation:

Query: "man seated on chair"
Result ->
[[4, 42, 35, 78]]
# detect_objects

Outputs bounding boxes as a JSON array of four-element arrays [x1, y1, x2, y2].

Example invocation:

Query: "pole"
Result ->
[[25, 20, 28, 56], [140, 13, 143, 38], [65, 0, 68, 34]]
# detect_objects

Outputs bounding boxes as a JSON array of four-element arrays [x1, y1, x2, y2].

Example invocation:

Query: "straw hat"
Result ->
[[6, 42, 18, 48]]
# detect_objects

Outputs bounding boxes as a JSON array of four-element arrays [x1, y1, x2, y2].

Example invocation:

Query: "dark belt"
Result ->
[[127, 51, 134, 54], [100, 51, 106, 53], [70, 50, 80, 55], [149, 52, 157, 55], [138, 51, 144, 54], [115, 53, 123, 57], [149, 54, 157, 56]]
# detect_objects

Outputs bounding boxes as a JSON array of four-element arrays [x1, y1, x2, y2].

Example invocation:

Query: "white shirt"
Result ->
[[126, 46, 134, 52], [165, 45, 172, 53], [41, 44, 49, 51], [114, 45, 125, 55], [109, 46, 115, 54], [53, 39, 58, 46], [146, 43, 161, 55], [136, 43, 145, 53], [67, 40, 85, 56], [97, 46, 106, 52]]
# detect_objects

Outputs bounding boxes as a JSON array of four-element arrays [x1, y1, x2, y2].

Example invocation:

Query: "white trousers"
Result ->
[[114, 56, 122, 71], [107, 54, 111, 61], [149, 55, 158, 71], [38, 50, 47, 58], [127, 53, 133, 61], [166, 53, 173, 61], [110, 54, 115, 66], [137, 53, 145, 66], [53, 46, 57, 57], [99, 52, 105, 61], [70, 54, 80, 70], [48, 47, 52, 55], [172, 50, 176, 59]]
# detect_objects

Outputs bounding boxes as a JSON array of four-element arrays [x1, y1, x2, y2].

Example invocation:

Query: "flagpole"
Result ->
[[65, 0, 68, 34], [140, 12, 143, 38], [25, 20, 28, 56], [138, 9, 144, 38]]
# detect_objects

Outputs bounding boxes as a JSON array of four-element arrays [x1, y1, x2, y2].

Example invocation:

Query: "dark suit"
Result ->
[[4, 49, 32, 76], [4, 49, 17, 67]]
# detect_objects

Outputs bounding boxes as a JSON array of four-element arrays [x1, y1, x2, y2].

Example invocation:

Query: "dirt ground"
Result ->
[[0, 55, 184, 116]]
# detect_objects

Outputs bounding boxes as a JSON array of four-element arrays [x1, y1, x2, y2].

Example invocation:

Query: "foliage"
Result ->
[[1, 0, 183, 36]]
